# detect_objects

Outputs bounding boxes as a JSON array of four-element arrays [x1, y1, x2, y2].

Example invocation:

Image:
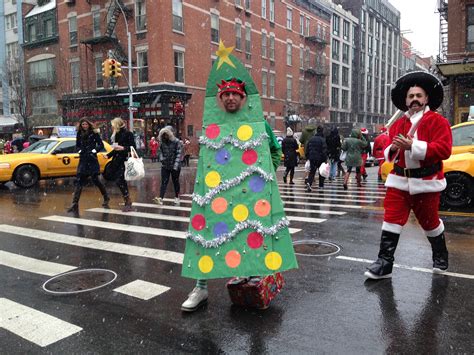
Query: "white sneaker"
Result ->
[[181, 287, 208, 312], [364, 270, 392, 280], [174, 197, 180, 205], [153, 197, 164, 205]]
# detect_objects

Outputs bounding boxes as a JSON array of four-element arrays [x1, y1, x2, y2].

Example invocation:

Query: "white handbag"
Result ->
[[124, 146, 145, 181], [339, 150, 347, 162], [318, 162, 330, 179]]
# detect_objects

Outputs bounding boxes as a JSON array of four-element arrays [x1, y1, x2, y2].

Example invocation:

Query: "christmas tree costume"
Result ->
[[182, 42, 298, 280]]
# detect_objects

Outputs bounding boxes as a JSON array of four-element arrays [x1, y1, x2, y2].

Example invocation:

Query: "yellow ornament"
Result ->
[[265, 251, 282, 270], [232, 204, 249, 222], [198, 255, 214, 273], [237, 125, 253, 141], [205, 171, 221, 187]]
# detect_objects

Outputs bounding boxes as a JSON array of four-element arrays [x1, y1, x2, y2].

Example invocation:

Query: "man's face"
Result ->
[[162, 133, 168, 141], [406, 86, 428, 113], [220, 92, 243, 113]]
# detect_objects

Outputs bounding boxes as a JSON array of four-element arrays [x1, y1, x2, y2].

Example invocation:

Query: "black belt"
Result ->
[[394, 162, 441, 178]]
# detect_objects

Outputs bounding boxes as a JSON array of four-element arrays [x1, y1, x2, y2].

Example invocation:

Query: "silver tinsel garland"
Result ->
[[192, 166, 274, 206], [186, 217, 290, 248], [199, 133, 269, 150]]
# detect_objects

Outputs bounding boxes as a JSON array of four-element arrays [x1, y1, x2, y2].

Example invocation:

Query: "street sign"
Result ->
[[123, 98, 129, 103], [128, 107, 138, 112], [132, 102, 140, 107]]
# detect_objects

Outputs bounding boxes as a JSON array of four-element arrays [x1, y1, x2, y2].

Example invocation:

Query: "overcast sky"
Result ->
[[388, 0, 440, 57]]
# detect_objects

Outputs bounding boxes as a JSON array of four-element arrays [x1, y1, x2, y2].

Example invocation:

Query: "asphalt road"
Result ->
[[0, 162, 473, 354]]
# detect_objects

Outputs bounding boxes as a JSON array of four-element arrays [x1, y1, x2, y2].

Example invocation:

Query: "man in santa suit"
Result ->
[[365, 71, 452, 280], [373, 127, 390, 181]]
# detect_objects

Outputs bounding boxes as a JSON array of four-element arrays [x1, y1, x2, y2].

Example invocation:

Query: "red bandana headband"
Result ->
[[217, 78, 246, 98]]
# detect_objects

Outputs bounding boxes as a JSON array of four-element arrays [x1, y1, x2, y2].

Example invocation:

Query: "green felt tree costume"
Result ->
[[182, 41, 298, 279]]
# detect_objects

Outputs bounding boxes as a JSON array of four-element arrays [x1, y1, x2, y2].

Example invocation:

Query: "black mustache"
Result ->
[[409, 101, 423, 107]]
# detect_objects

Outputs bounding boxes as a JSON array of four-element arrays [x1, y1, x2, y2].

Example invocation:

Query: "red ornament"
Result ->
[[242, 149, 258, 165]]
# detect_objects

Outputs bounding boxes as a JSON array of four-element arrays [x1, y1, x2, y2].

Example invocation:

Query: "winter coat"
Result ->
[[149, 139, 159, 157], [373, 133, 390, 160], [341, 129, 368, 167], [326, 128, 342, 161], [306, 132, 327, 162], [76, 130, 104, 176], [105, 127, 136, 180], [300, 124, 317, 150], [158, 127, 183, 170], [281, 136, 299, 168]]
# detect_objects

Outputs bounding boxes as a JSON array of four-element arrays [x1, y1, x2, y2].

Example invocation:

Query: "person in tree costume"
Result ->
[[181, 42, 298, 312]]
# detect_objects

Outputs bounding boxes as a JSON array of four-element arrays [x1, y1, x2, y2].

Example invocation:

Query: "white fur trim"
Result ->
[[382, 222, 403, 234], [384, 145, 399, 162], [409, 139, 427, 161], [385, 174, 446, 195], [425, 220, 444, 237], [385, 174, 409, 191]]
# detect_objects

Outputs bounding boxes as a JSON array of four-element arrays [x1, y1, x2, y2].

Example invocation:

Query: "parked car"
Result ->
[[451, 121, 474, 155], [0, 138, 112, 188]]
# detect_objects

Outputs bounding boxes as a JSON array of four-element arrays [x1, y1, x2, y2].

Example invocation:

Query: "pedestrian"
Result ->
[[300, 117, 317, 151], [67, 118, 109, 213], [281, 127, 298, 184], [341, 128, 367, 190], [153, 126, 183, 205], [359, 128, 371, 180], [305, 125, 328, 191], [373, 127, 391, 181], [337, 133, 346, 177], [364, 71, 451, 280], [0, 139, 4, 155], [182, 138, 191, 167], [4, 139, 12, 154], [181, 70, 296, 312], [22, 140, 30, 150], [326, 126, 342, 181], [105, 117, 136, 212], [149, 136, 158, 162]]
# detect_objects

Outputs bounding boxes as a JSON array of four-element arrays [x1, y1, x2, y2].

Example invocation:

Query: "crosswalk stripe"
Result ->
[[133, 202, 346, 216], [0, 224, 184, 264], [40, 215, 187, 239], [88, 207, 326, 224], [0, 298, 82, 347], [113, 280, 170, 300], [278, 193, 376, 204], [288, 181, 386, 191], [277, 186, 385, 198], [0, 250, 76, 276]]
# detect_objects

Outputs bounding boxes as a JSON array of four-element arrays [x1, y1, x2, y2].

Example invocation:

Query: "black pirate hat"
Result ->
[[391, 71, 444, 111]]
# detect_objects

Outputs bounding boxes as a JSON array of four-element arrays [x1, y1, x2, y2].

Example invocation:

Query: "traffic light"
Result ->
[[102, 59, 111, 77], [109, 59, 117, 77], [114, 61, 122, 78]]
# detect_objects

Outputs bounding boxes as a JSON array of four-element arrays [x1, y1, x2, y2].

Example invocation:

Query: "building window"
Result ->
[[93, 10, 101, 37], [269, 72, 275, 97], [286, 76, 292, 100], [235, 0, 242, 6], [136, 0, 147, 32], [332, 63, 339, 85], [342, 66, 349, 87], [467, 5, 474, 51], [26, 23, 37, 42], [261, 70, 268, 96], [305, 17, 310, 36], [269, 34, 275, 61], [71, 61, 80, 93], [174, 50, 185, 83], [269, 0, 274, 22], [332, 39, 339, 60], [244, 0, 251, 11], [29, 59, 55, 87], [331, 87, 339, 107], [211, 13, 219, 43], [342, 89, 349, 109], [286, 43, 292, 66], [333, 14, 340, 36], [172, 0, 183, 32], [6, 43, 18, 61], [245, 24, 251, 57], [138, 51, 148, 83], [95, 58, 104, 88], [261, 32, 267, 57], [299, 14, 304, 35], [261, 0, 266, 18], [342, 43, 350, 64], [286, 8, 292, 29], [235, 23, 242, 50], [5, 14, 17, 31], [299, 47, 304, 69], [31, 90, 57, 115], [343, 20, 350, 40], [69, 16, 77, 46]]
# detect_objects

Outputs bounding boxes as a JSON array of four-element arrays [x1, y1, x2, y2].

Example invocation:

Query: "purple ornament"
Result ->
[[213, 222, 229, 237], [215, 149, 231, 165], [249, 175, 265, 193]]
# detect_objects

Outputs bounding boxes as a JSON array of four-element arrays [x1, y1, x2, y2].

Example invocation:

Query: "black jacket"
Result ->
[[326, 129, 342, 161], [281, 136, 299, 168], [76, 131, 104, 176], [106, 128, 136, 179], [306, 133, 327, 162], [158, 127, 183, 170]]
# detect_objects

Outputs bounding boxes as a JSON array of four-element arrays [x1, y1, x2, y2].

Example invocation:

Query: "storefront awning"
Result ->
[[0, 116, 19, 127], [437, 62, 474, 76]]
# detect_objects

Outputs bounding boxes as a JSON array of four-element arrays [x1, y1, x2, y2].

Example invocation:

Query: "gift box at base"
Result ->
[[226, 273, 285, 309]]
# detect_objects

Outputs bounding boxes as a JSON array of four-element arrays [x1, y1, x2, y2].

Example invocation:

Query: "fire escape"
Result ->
[[437, 0, 448, 63], [81, 0, 132, 64]]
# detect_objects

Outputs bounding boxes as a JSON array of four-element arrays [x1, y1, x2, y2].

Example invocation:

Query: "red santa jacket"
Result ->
[[384, 107, 452, 195], [373, 133, 390, 160]]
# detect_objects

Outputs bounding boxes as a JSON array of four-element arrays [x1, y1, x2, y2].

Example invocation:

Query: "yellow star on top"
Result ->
[[215, 40, 236, 70]]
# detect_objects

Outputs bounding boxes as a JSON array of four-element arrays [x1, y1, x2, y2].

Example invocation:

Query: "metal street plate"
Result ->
[[292, 240, 340, 257], [42, 268, 117, 295]]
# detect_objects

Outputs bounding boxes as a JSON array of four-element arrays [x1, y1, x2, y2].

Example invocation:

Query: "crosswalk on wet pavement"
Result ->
[[0, 175, 387, 348]]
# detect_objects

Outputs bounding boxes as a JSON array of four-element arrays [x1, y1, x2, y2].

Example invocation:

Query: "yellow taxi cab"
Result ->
[[451, 121, 474, 155], [0, 137, 112, 188]]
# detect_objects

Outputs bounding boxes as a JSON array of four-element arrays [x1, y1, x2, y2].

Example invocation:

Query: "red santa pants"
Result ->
[[383, 187, 443, 235], [360, 153, 368, 175]]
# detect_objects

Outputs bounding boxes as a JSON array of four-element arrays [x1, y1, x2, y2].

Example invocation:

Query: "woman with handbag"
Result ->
[[67, 118, 110, 213], [326, 127, 342, 181], [341, 128, 368, 190], [281, 127, 298, 184], [105, 117, 136, 212]]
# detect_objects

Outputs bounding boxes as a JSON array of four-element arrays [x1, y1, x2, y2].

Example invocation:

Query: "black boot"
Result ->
[[365, 231, 400, 280], [67, 185, 82, 213], [122, 196, 132, 212], [427, 233, 449, 272], [97, 181, 110, 208], [283, 172, 287, 184]]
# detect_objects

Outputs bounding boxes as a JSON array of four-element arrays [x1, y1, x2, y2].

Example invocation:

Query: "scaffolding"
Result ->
[[437, 0, 448, 63]]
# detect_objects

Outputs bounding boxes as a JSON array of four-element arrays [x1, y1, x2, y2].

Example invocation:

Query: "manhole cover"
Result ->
[[293, 240, 340, 257], [42, 268, 117, 295]]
